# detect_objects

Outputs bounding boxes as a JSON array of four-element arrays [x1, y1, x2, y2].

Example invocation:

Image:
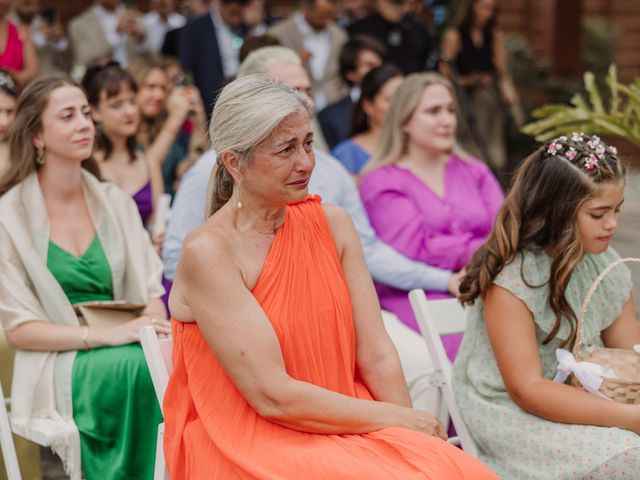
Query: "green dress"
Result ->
[[453, 247, 640, 479], [47, 236, 163, 480]]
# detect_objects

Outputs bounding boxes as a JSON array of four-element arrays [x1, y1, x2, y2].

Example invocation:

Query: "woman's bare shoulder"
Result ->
[[180, 217, 233, 268], [321, 204, 356, 256]]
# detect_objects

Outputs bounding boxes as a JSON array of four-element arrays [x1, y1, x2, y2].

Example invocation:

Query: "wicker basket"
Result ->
[[569, 257, 640, 404]]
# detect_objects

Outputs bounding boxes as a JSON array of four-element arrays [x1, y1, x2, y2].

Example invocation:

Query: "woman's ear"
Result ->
[[219, 150, 243, 182], [32, 132, 44, 151], [362, 98, 374, 118]]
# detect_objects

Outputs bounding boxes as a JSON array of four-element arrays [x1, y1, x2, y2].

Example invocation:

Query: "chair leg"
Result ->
[[1, 392, 21, 480], [154, 422, 168, 480]]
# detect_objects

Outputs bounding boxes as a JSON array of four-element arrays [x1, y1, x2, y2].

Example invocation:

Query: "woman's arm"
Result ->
[[143, 87, 192, 170], [360, 176, 476, 271], [493, 30, 519, 107], [178, 229, 446, 437], [484, 284, 640, 434], [601, 296, 640, 349], [438, 28, 460, 77], [324, 205, 412, 407], [13, 24, 39, 87], [5, 311, 171, 352], [174, 88, 209, 181]]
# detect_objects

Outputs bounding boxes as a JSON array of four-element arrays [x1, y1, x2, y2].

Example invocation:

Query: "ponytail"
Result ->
[[205, 161, 235, 218]]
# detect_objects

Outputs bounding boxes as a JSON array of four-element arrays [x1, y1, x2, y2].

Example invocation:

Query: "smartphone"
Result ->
[[180, 72, 194, 87]]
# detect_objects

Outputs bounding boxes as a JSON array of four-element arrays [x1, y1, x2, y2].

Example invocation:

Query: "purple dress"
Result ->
[[132, 181, 153, 227], [359, 156, 503, 360]]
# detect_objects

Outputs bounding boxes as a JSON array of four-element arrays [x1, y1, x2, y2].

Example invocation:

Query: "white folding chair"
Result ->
[[139, 326, 173, 480], [0, 381, 21, 480], [408, 289, 479, 457]]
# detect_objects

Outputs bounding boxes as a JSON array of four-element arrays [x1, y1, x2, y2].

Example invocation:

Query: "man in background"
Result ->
[[268, 0, 347, 112]]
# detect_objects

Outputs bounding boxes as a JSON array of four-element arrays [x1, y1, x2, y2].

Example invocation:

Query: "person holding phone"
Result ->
[[69, 0, 151, 69]]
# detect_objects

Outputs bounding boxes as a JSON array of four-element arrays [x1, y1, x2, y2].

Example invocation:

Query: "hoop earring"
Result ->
[[35, 146, 45, 166]]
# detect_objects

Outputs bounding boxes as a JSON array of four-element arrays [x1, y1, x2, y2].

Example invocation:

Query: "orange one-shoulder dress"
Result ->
[[163, 197, 497, 479]]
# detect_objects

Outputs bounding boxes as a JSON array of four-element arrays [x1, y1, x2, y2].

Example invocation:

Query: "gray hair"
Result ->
[[205, 74, 313, 217], [237, 46, 301, 77]]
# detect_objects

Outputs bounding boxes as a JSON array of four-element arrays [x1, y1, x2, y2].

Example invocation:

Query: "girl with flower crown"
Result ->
[[454, 133, 640, 479]]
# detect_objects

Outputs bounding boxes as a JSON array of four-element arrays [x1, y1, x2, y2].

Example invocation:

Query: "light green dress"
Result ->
[[47, 236, 163, 480], [453, 247, 640, 480]]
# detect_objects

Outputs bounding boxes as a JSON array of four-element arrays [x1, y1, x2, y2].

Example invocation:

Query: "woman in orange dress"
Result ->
[[164, 74, 497, 479]]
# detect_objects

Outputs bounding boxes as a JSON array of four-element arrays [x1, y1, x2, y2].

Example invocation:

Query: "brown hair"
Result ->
[[0, 74, 100, 196], [82, 63, 139, 162], [459, 134, 625, 348], [127, 57, 167, 148]]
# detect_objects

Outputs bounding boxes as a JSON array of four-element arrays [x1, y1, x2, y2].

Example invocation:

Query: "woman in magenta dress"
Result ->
[[359, 73, 503, 361]]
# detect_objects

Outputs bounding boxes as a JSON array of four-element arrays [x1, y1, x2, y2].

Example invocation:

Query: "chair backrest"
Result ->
[[408, 289, 478, 457], [139, 326, 174, 408], [0, 381, 21, 480]]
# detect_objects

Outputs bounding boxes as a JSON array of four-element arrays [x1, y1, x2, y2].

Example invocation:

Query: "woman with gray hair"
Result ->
[[164, 74, 496, 478]]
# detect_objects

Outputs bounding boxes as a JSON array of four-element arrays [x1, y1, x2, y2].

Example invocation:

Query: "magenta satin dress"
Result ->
[[359, 156, 503, 361]]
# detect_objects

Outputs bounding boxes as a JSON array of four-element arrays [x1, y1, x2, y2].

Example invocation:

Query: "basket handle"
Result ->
[[573, 257, 640, 358]]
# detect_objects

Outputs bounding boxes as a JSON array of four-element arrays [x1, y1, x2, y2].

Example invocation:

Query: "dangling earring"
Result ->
[[35, 146, 45, 165]]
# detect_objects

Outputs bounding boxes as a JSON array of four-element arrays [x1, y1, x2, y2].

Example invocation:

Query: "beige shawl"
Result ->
[[0, 171, 164, 479]]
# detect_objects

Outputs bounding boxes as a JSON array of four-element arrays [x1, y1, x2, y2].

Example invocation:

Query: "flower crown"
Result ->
[[545, 133, 617, 173]]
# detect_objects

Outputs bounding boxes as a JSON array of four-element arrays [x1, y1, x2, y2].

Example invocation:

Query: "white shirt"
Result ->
[[8, 12, 68, 51], [294, 11, 331, 110], [143, 11, 186, 55], [162, 149, 451, 291], [210, 8, 241, 78], [92, 3, 128, 66]]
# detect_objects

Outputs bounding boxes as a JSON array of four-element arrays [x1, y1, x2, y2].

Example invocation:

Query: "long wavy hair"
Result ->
[[127, 57, 166, 149], [0, 75, 100, 196], [364, 72, 464, 173], [459, 134, 625, 348]]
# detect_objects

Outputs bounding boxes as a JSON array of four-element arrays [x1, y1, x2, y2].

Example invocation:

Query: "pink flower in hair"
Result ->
[[565, 147, 577, 161], [547, 142, 563, 155], [584, 154, 599, 170]]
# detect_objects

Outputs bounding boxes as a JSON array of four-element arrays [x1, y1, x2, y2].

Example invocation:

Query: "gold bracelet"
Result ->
[[81, 326, 90, 350]]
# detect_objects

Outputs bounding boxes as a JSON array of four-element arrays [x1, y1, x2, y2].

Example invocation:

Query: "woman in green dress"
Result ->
[[0, 75, 171, 479], [454, 133, 640, 479]]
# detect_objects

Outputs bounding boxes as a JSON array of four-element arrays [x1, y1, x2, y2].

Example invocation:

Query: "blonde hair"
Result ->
[[205, 74, 313, 217], [365, 72, 460, 173], [237, 46, 302, 77], [127, 57, 167, 148]]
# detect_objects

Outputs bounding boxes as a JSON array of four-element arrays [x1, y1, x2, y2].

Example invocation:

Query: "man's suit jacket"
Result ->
[[318, 95, 353, 149], [178, 13, 228, 117], [268, 17, 347, 108], [68, 8, 149, 67]]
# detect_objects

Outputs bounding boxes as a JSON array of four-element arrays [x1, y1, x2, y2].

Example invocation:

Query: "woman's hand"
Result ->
[[399, 409, 448, 440], [95, 315, 171, 347], [447, 270, 465, 297], [165, 86, 193, 126], [151, 229, 165, 256]]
